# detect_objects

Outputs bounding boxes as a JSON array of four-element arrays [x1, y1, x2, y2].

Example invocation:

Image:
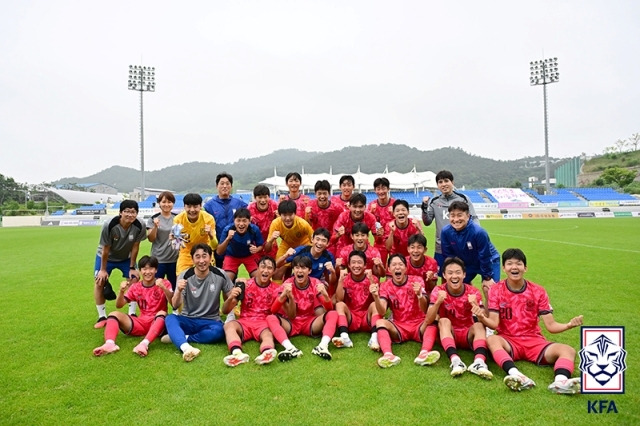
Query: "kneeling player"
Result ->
[[426, 257, 492, 379], [266, 256, 337, 361], [473, 248, 583, 394], [222, 256, 279, 367], [93, 255, 173, 357]]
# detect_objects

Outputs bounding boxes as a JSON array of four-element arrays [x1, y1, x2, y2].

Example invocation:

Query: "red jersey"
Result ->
[[385, 220, 422, 257], [248, 200, 279, 256], [341, 274, 378, 313], [330, 195, 350, 212], [337, 244, 382, 271], [488, 280, 553, 339], [379, 275, 426, 324], [240, 278, 280, 321], [333, 210, 377, 254], [278, 276, 326, 319], [429, 283, 483, 330], [281, 194, 311, 217], [406, 255, 439, 285], [306, 199, 343, 233], [124, 280, 170, 317], [367, 198, 395, 246]]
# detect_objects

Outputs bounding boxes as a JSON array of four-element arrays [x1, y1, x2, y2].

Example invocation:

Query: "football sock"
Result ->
[[472, 339, 488, 362], [282, 340, 294, 351], [493, 349, 516, 373], [105, 317, 119, 341], [322, 311, 338, 342], [141, 339, 150, 347], [441, 336, 457, 359], [266, 315, 289, 344], [144, 315, 166, 343], [319, 336, 331, 349], [227, 340, 242, 353], [377, 329, 392, 354], [180, 343, 193, 353], [421, 325, 438, 351], [554, 357, 574, 379]]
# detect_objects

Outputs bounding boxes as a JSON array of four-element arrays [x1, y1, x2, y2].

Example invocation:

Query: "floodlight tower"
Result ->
[[530, 57, 559, 194], [128, 65, 156, 200]]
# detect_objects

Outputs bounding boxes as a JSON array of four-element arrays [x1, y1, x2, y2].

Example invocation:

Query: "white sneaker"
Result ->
[[332, 336, 354, 348], [368, 336, 380, 352], [312, 345, 332, 360], [182, 346, 201, 362], [548, 378, 580, 395], [254, 349, 277, 365], [450, 359, 467, 377], [504, 373, 536, 391], [223, 351, 250, 367], [377, 353, 401, 368], [277, 347, 303, 362], [414, 350, 440, 366], [160, 334, 172, 344], [468, 359, 493, 380]]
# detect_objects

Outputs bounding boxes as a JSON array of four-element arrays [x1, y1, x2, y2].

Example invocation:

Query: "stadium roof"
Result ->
[[47, 188, 124, 204]]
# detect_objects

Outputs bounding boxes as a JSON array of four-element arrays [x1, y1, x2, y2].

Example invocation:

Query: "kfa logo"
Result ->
[[579, 326, 627, 394]]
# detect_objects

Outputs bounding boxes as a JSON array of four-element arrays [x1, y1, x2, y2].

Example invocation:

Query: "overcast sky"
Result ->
[[1, 1, 638, 185]]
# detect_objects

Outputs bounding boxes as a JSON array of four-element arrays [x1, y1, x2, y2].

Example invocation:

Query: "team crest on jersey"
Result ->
[[525, 299, 535, 311], [579, 327, 627, 394]]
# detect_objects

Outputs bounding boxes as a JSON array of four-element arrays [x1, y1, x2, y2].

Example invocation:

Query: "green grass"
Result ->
[[0, 219, 639, 425]]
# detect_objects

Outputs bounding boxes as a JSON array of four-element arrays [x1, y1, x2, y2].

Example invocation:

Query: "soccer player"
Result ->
[[216, 208, 264, 282], [440, 201, 500, 293], [304, 180, 343, 255], [173, 193, 217, 274], [93, 200, 147, 328], [333, 193, 377, 256], [425, 257, 493, 379], [406, 234, 439, 293], [473, 248, 584, 394], [335, 223, 385, 278], [146, 191, 178, 289], [331, 174, 355, 211], [371, 254, 438, 368], [248, 184, 279, 259], [385, 199, 423, 258], [204, 172, 248, 268], [367, 177, 395, 266], [163, 243, 235, 362], [279, 172, 310, 217], [276, 228, 336, 285], [222, 256, 280, 367], [421, 170, 478, 271], [93, 255, 173, 357], [266, 256, 338, 361], [265, 200, 314, 280], [331, 250, 380, 348]]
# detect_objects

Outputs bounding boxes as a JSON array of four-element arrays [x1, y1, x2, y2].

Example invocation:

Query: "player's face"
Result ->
[[408, 242, 426, 261], [256, 260, 275, 284], [158, 197, 174, 213], [184, 204, 201, 222], [348, 256, 366, 277], [287, 177, 301, 193], [140, 264, 157, 284], [352, 232, 368, 249], [255, 195, 270, 211], [443, 263, 465, 294], [388, 257, 407, 283], [315, 190, 330, 207], [503, 258, 527, 282], [393, 205, 409, 225], [312, 234, 329, 251], [449, 209, 470, 231], [350, 202, 365, 220], [292, 265, 310, 287], [375, 185, 389, 201], [217, 177, 233, 198], [120, 208, 138, 226], [437, 178, 454, 196], [234, 217, 250, 233], [192, 249, 212, 272], [280, 212, 295, 228], [340, 181, 354, 197]]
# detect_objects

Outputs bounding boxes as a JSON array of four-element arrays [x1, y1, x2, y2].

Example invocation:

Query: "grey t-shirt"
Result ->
[[146, 213, 179, 263], [422, 191, 478, 254], [96, 216, 147, 261], [177, 267, 233, 320]]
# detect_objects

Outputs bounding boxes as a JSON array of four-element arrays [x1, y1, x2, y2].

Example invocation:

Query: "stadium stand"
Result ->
[[568, 187, 637, 202]]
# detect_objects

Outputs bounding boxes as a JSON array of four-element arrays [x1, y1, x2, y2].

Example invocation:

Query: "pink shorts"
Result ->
[[127, 315, 162, 336], [223, 253, 262, 275], [502, 335, 553, 365], [236, 318, 270, 342], [390, 320, 425, 343], [348, 310, 371, 332], [453, 327, 472, 350], [289, 315, 321, 337]]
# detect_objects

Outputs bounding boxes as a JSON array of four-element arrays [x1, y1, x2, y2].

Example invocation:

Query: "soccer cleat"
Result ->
[[450, 359, 467, 377], [94, 317, 108, 329], [133, 342, 148, 357], [377, 353, 401, 368], [312, 345, 332, 361], [332, 336, 354, 348], [548, 378, 581, 395], [223, 351, 250, 367], [368, 336, 380, 352], [255, 349, 277, 365], [414, 350, 441, 366], [93, 341, 120, 357], [102, 280, 117, 301], [160, 334, 172, 344], [182, 346, 201, 362], [468, 359, 493, 380], [504, 374, 536, 391], [277, 347, 303, 362]]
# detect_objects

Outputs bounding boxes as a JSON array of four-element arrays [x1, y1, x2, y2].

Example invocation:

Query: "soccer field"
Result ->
[[0, 218, 638, 425]]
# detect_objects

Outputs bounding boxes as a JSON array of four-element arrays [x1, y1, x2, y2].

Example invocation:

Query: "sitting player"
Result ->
[[472, 248, 583, 394], [333, 193, 377, 256], [266, 256, 338, 361], [276, 227, 337, 286], [335, 223, 385, 278], [367, 177, 395, 266], [93, 255, 173, 357], [221, 256, 280, 367], [425, 257, 493, 379], [406, 234, 439, 293], [331, 250, 380, 348], [371, 254, 438, 368], [216, 208, 264, 282], [248, 184, 279, 259], [331, 174, 355, 211], [279, 172, 310, 216], [385, 199, 423, 258], [304, 180, 343, 255]]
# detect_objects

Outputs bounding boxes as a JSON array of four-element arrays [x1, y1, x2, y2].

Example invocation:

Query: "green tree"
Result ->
[[0, 173, 25, 206], [600, 167, 637, 188]]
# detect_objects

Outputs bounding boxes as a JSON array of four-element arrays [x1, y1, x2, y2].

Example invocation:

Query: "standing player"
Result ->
[[279, 172, 310, 217], [367, 177, 395, 266], [335, 223, 385, 278], [472, 248, 583, 394], [332, 193, 377, 256], [385, 199, 423, 258], [221, 256, 280, 367], [425, 257, 493, 379], [266, 256, 338, 361], [248, 184, 279, 259], [406, 234, 439, 293], [93, 256, 173, 357], [421, 170, 478, 272], [93, 200, 147, 328], [216, 208, 264, 282], [304, 180, 343, 255], [331, 175, 355, 211], [146, 191, 178, 290], [173, 193, 217, 274]]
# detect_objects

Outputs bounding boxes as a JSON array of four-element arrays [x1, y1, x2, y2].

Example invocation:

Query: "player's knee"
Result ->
[[437, 317, 451, 330]]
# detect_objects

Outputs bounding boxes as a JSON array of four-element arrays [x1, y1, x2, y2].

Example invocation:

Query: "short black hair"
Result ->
[[373, 177, 390, 188], [348, 250, 367, 264], [138, 255, 159, 269], [285, 172, 302, 183], [408, 234, 427, 247], [387, 253, 407, 267], [257, 255, 276, 269], [313, 227, 331, 240], [277, 200, 297, 215], [443, 256, 466, 273], [291, 255, 312, 269], [350, 222, 370, 235], [435, 170, 454, 182], [349, 193, 367, 206], [314, 180, 331, 192], [502, 248, 527, 267], [448, 201, 469, 213], [339, 175, 355, 186], [119, 200, 139, 213], [191, 243, 213, 257], [233, 207, 251, 220], [253, 184, 271, 197], [216, 172, 233, 186], [183, 193, 203, 206], [393, 199, 409, 211]]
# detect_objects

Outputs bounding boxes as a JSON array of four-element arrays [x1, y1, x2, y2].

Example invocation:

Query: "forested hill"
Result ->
[[55, 145, 563, 192]]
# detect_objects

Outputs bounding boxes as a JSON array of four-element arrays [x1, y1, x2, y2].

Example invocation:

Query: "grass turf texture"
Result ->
[[0, 218, 638, 425]]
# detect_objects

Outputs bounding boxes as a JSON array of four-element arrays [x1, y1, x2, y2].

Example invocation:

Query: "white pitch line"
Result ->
[[492, 233, 640, 254]]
